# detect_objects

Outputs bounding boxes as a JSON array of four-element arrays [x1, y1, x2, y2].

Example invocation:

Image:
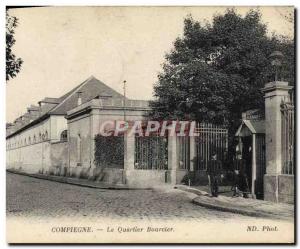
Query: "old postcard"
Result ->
[[6, 6, 295, 244]]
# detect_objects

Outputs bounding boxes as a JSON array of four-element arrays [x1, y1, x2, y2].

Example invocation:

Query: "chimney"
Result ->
[[77, 91, 83, 106]]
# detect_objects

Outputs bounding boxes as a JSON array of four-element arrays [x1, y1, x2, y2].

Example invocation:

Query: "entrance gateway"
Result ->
[[133, 122, 228, 185]]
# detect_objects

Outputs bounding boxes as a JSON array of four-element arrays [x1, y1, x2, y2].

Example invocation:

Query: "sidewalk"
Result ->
[[6, 169, 151, 190], [176, 185, 294, 220]]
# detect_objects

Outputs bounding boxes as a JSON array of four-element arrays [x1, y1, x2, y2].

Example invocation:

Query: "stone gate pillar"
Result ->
[[124, 131, 135, 184], [262, 81, 293, 202]]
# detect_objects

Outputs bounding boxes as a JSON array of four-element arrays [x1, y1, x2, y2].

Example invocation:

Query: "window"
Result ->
[[45, 131, 48, 140], [28, 137, 31, 144], [33, 135, 36, 143], [60, 130, 68, 142], [39, 133, 42, 141]]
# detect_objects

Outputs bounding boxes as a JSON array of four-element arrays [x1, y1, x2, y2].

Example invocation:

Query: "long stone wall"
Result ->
[[7, 141, 51, 174], [49, 141, 68, 175]]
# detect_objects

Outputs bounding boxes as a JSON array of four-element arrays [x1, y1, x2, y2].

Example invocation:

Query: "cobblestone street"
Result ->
[[7, 172, 275, 221]]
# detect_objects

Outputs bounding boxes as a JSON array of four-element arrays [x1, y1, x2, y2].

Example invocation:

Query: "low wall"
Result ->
[[93, 167, 124, 184], [44, 165, 125, 185], [125, 169, 169, 187]]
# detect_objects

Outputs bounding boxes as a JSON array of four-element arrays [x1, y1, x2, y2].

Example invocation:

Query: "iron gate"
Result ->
[[177, 136, 190, 170], [194, 123, 228, 170], [281, 91, 295, 175]]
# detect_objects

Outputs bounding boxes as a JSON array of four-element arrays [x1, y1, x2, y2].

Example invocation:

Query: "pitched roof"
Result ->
[[235, 119, 265, 136], [7, 76, 127, 138], [249, 120, 265, 134], [49, 75, 126, 115]]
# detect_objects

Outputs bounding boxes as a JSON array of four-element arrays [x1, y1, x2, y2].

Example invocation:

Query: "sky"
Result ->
[[6, 6, 294, 122]]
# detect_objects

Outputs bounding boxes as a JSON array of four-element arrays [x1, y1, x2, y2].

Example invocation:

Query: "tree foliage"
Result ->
[[149, 9, 294, 128], [6, 11, 23, 81]]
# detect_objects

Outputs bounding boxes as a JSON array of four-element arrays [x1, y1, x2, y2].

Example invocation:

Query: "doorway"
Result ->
[[241, 136, 252, 191]]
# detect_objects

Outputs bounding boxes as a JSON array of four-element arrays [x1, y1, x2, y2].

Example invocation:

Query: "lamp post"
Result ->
[[178, 97, 193, 120], [123, 80, 126, 122], [269, 51, 284, 81]]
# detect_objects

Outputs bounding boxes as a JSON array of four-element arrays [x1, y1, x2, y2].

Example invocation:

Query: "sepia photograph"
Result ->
[[5, 5, 295, 244]]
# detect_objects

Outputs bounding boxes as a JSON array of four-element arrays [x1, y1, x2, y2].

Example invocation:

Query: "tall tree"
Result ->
[[149, 8, 294, 156], [6, 11, 23, 81]]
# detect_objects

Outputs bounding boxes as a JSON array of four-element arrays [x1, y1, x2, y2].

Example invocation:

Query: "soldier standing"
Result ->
[[207, 152, 223, 197], [232, 151, 249, 197]]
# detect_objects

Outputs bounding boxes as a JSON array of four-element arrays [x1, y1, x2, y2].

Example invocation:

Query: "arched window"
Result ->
[[60, 130, 68, 142], [42, 134, 45, 141], [33, 135, 36, 143], [45, 131, 48, 140], [39, 133, 42, 141]]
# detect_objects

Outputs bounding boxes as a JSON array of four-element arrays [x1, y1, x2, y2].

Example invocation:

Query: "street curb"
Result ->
[[175, 185, 207, 196], [192, 197, 275, 219], [176, 185, 292, 220], [6, 170, 152, 191]]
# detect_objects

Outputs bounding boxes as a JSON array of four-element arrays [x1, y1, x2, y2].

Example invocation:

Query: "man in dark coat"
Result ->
[[232, 151, 249, 197], [207, 152, 223, 197]]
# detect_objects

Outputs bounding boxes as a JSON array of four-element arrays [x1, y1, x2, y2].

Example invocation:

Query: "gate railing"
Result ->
[[177, 136, 190, 170], [281, 90, 295, 175], [194, 123, 228, 170], [134, 123, 228, 171], [134, 135, 168, 170]]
